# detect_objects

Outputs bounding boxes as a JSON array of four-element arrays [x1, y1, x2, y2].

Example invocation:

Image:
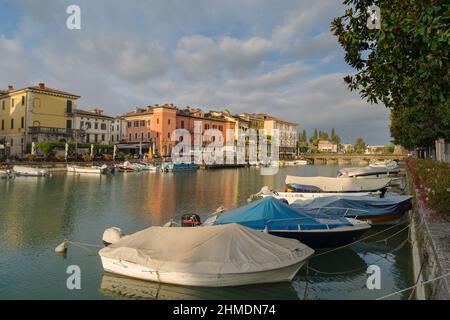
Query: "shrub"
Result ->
[[82, 154, 90, 162], [25, 153, 35, 161], [407, 159, 450, 216]]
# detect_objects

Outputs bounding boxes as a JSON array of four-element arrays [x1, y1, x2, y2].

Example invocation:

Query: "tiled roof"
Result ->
[[75, 109, 113, 119], [28, 85, 80, 98]]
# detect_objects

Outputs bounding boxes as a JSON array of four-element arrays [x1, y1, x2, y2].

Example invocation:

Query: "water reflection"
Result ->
[[0, 165, 414, 299], [99, 273, 299, 300]]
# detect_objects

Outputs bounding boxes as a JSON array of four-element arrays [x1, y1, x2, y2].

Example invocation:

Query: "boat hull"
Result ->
[[270, 227, 369, 249], [285, 175, 391, 192], [13, 166, 48, 177], [100, 257, 307, 287]]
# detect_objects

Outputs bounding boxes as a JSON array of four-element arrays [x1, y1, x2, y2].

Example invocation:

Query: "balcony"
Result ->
[[28, 126, 85, 137]]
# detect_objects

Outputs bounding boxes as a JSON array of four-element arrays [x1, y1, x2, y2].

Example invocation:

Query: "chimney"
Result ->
[[38, 83, 45, 90], [7, 85, 13, 91]]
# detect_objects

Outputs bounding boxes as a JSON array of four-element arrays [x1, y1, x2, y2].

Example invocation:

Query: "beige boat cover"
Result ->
[[99, 224, 314, 274], [285, 175, 391, 192]]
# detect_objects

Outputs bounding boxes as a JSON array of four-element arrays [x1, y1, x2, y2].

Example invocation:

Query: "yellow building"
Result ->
[[0, 83, 80, 155], [262, 115, 298, 159]]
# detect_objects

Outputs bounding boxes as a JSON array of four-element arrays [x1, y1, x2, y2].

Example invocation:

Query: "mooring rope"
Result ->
[[376, 272, 450, 300], [312, 223, 410, 258]]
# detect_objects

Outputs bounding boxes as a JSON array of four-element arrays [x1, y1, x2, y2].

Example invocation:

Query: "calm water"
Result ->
[[0, 165, 414, 300]]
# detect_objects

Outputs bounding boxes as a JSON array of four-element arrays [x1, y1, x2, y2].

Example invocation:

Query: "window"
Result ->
[[168, 119, 171, 125], [102, 134, 105, 141], [111, 135, 114, 142], [1, 119, 4, 130], [147, 120, 151, 127], [94, 134, 98, 143], [129, 133, 132, 141], [66, 120, 72, 129], [134, 120, 139, 127], [101, 123, 106, 130], [80, 121, 84, 128], [157, 118, 159, 124], [1, 100, 4, 110], [147, 132, 151, 139], [204, 124, 209, 130], [21, 96, 25, 105], [141, 132, 144, 140], [127, 121, 131, 128], [212, 125, 217, 129], [168, 132, 170, 138], [10, 118, 14, 129], [66, 100, 73, 113], [117, 135, 119, 141], [135, 133, 138, 140], [86, 134, 90, 143], [219, 125, 223, 131], [117, 125, 119, 131], [21, 117, 24, 128], [156, 132, 159, 138], [141, 120, 145, 127], [11, 99, 14, 108], [95, 123, 98, 130], [181, 120, 184, 129]]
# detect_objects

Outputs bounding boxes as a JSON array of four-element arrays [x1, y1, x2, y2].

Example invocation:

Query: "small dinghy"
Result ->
[[290, 195, 412, 226], [13, 166, 48, 177], [206, 197, 371, 249], [285, 175, 391, 192], [99, 223, 314, 287]]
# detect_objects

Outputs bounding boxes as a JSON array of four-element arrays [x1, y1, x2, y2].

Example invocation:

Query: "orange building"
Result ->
[[121, 104, 235, 157]]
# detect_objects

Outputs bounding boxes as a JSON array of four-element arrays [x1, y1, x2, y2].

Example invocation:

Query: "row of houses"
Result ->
[[0, 83, 298, 158]]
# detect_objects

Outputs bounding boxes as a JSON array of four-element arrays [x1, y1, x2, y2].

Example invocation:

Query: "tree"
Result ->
[[354, 137, 367, 154], [331, 128, 341, 145], [299, 129, 307, 146], [310, 128, 319, 145], [331, 0, 450, 149]]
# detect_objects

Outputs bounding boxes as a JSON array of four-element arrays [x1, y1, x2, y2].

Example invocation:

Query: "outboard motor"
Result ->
[[181, 214, 202, 227], [102, 227, 123, 246]]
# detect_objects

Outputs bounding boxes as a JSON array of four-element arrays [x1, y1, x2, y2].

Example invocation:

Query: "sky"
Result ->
[[0, 0, 391, 144]]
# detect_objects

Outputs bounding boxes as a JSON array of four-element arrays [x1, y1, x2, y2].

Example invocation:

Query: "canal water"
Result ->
[[0, 165, 414, 300]]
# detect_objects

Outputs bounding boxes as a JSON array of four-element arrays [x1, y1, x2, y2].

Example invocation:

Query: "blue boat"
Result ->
[[210, 197, 371, 249], [290, 195, 412, 226], [161, 163, 198, 172]]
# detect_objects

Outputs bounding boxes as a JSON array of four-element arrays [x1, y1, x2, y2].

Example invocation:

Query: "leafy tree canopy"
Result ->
[[331, 0, 450, 149]]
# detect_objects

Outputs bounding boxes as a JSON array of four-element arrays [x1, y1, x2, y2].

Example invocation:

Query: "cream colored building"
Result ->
[[0, 83, 80, 155], [75, 108, 113, 144], [262, 115, 298, 158]]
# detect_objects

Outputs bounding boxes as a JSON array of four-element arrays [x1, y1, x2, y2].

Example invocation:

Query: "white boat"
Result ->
[[338, 165, 400, 178], [261, 190, 380, 204], [99, 223, 314, 287], [283, 160, 308, 166], [13, 166, 48, 177], [285, 175, 391, 192], [370, 160, 398, 168], [69, 165, 108, 174]]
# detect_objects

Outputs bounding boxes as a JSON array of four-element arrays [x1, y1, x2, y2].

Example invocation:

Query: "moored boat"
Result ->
[[161, 163, 198, 172], [69, 165, 109, 174], [206, 197, 371, 249], [99, 223, 314, 287], [13, 166, 48, 177], [338, 165, 399, 178], [290, 195, 413, 226], [260, 187, 380, 204], [285, 175, 391, 192]]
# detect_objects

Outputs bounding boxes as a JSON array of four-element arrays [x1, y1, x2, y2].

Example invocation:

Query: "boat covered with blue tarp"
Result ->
[[290, 195, 412, 226], [210, 197, 370, 248]]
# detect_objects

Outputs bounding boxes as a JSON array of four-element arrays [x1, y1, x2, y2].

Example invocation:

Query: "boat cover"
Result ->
[[291, 195, 412, 217], [214, 197, 353, 231], [99, 223, 314, 274], [285, 175, 391, 192]]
